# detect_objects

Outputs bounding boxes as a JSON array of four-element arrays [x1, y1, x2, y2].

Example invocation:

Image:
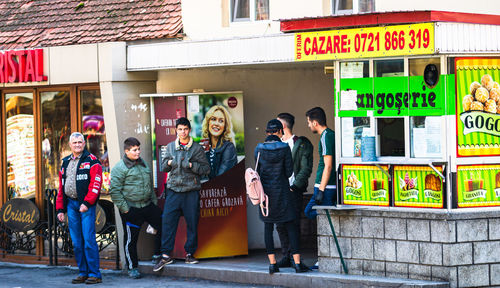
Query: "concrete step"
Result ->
[[138, 259, 448, 288]]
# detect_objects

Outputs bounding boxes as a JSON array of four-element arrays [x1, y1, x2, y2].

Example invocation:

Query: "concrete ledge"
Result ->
[[315, 205, 500, 220], [138, 261, 448, 288]]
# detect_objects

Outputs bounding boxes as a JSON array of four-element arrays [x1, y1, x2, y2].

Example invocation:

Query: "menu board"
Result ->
[[457, 165, 500, 207], [6, 114, 36, 199], [342, 164, 389, 206], [393, 165, 444, 208]]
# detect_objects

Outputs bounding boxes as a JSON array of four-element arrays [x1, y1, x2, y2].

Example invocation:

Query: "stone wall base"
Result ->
[[317, 208, 500, 287]]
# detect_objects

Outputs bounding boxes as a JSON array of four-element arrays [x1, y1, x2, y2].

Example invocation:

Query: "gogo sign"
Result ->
[[0, 198, 40, 232], [0, 49, 47, 83]]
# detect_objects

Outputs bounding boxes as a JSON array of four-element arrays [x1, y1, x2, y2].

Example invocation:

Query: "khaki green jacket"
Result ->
[[109, 157, 157, 213]]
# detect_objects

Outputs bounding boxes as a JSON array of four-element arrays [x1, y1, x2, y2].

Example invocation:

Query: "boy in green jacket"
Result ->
[[109, 137, 161, 279]]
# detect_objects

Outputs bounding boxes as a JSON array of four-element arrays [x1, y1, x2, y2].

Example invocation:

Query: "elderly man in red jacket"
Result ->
[[56, 132, 103, 285]]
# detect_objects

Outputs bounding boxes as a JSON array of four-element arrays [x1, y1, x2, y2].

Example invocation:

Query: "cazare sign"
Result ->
[[294, 23, 435, 61], [0, 48, 47, 83], [0, 198, 40, 232]]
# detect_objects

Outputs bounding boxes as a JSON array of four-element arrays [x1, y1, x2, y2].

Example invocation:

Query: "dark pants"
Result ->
[[276, 191, 302, 258], [265, 221, 300, 255], [304, 186, 337, 219], [120, 203, 162, 270], [161, 189, 200, 256]]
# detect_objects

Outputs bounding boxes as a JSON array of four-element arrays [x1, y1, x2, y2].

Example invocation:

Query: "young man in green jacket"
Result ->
[[109, 137, 161, 279], [276, 113, 313, 269]]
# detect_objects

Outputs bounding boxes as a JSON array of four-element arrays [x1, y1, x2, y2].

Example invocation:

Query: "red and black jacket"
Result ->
[[56, 149, 102, 213]]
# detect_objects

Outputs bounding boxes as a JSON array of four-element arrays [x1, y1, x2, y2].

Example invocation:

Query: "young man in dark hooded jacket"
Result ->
[[255, 119, 309, 274], [275, 113, 313, 270]]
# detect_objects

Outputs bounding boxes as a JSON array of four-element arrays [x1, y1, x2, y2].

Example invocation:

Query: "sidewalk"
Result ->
[[138, 250, 449, 288]]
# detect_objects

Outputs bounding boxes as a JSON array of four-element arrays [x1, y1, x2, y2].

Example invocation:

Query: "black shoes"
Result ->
[[153, 255, 174, 272], [293, 262, 310, 273], [277, 257, 292, 268], [269, 264, 280, 274], [185, 254, 199, 264]]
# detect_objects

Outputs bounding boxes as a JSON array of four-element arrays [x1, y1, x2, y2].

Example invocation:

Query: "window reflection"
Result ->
[[81, 90, 109, 194], [41, 91, 71, 191], [5, 93, 35, 200]]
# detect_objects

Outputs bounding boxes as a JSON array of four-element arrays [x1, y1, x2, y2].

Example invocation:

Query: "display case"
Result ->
[[336, 57, 450, 209]]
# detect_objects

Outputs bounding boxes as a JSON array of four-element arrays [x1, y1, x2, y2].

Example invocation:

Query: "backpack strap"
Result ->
[[255, 152, 261, 171]]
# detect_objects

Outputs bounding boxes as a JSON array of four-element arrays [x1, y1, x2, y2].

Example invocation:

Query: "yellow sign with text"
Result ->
[[295, 23, 435, 61]]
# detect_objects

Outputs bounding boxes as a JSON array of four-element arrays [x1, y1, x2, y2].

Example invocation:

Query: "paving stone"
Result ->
[[362, 260, 385, 277], [374, 239, 396, 261], [340, 216, 361, 237], [407, 219, 430, 241], [458, 265, 489, 287], [409, 264, 431, 280], [318, 256, 341, 274], [419, 242, 443, 265], [386, 262, 408, 279], [318, 236, 330, 257], [449, 267, 458, 288], [385, 218, 407, 240], [456, 219, 487, 242], [318, 214, 339, 236], [474, 241, 500, 263], [345, 259, 363, 275], [443, 243, 472, 266], [362, 217, 384, 238], [430, 220, 456, 243], [431, 266, 450, 282], [491, 264, 500, 285], [396, 241, 419, 264], [330, 237, 351, 259], [489, 218, 500, 240], [352, 238, 373, 259]]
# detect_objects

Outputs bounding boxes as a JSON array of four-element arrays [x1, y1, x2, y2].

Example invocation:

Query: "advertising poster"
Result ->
[[186, 93, 247, 258], [6, 114, 36, 199], [456, 58, 500, 157], [393, 165, 443, 208], [457, 165, 500, 208], [154, 93, 247, 259], [342, 164, 389, 206]]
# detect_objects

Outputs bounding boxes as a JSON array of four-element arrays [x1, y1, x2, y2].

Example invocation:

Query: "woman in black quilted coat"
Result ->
[[254, 119, 309, 274]]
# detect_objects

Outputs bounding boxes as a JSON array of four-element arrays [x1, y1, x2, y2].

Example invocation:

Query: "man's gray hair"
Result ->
[[69, 132, 85, 143]]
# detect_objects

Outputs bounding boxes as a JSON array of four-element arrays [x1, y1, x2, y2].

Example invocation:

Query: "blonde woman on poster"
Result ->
[[200, 105, 237, 179]]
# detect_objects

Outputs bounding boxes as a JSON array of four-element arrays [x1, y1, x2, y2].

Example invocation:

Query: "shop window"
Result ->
[[409, 58, 440, 77], [332, 0, 374, 15], [231, 0, 268, 22], [41, 91, 71, 190], [375, 59, 404, 77], [5, 93, 35, 200], [341, 117, 371, 157], [377, 118, 405, 156], [80, 89, 109, 194], [410, 116, 442, 158], [340, 61, 369, 79]]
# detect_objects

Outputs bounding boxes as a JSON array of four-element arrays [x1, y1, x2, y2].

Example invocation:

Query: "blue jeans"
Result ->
[[161, 189, 200, 255], [67, 199, 101, 279], [304, 187, 336, 219]]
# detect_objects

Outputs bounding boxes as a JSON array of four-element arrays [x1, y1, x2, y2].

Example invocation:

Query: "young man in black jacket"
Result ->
[[275, 113, 313, 269]]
